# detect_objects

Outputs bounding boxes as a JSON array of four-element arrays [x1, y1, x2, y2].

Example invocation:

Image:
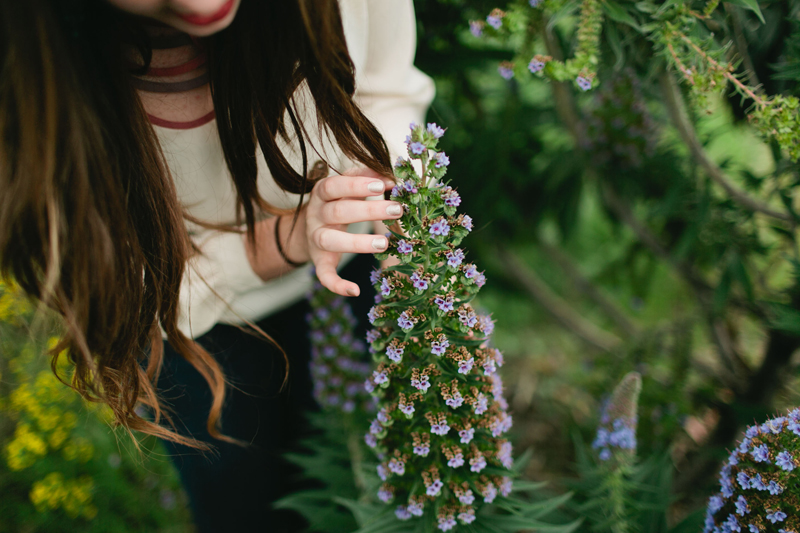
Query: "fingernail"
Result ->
[[347, 287, 358, 296], [386, 204, 402, 216], [372, 237, 387, 250], [367, 181, 384, 193]]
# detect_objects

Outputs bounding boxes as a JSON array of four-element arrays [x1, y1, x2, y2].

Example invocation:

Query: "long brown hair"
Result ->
[[0, 0, 391, 448]]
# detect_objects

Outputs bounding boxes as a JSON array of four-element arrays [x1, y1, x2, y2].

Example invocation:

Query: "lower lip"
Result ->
[[175, 0, 235, 26]]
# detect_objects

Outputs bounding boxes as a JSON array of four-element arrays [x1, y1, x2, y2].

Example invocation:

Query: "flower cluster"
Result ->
[[704, 410, 800, 533], [306, 281, 373, 413], [578, 70, 658, 170], [364, 123, 514, 529], [591, 372, 641, 463]]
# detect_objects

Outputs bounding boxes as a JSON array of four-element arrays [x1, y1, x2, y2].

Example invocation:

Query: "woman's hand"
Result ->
[[303, 169, 400, 297], [244, 169, 401, 297]]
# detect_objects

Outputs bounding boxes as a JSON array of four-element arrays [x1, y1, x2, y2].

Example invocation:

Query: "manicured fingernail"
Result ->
[[347, 287, 358, 296], [372, 237, 387, 250], [386, 204, 402, 216], [368, 181, 384, 193]]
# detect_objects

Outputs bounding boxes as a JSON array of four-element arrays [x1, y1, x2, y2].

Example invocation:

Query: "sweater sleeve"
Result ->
[[354, 0, 436, 161]]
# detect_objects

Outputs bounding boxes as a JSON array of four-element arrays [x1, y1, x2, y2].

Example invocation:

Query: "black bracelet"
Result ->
[[274, 216, 305, 268]]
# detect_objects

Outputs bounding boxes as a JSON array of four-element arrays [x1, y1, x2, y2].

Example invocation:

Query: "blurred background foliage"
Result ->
[[1, 0, 800, 530]]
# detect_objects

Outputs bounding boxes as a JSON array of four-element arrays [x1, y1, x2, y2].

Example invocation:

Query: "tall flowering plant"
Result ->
[[704, 410, 800, 533], [362, 123, 515, 530], [306, 280, 373, 415]]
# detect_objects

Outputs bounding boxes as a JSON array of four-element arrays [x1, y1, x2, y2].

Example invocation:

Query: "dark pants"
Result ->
[[156, 256, 375, 533]]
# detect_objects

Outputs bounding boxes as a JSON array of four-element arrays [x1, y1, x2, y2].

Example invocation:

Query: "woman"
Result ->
[[0, 0, 434, 530]]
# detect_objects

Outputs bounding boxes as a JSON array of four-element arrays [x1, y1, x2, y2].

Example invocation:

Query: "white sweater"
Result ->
[[156, 0, 435, 339]]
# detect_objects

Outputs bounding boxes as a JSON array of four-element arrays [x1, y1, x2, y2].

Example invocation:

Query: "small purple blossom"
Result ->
[[410, 271, 429, 291], [408, 501, 424, 516], [413, 444, 430, 456], [459, 490, 475, 505], [767, 510, 787, 523], [431, 420, 451, 436], [367, 307, 380, 325], [364, 433, 377, 448], [380, 278, 392, 297], [474, 393, 489, 415], [458, 357, 475, 374], [529, 0, 541, 6], [483, 483, 498, 503], [386, 344, 404, 363], [369, 419, 383, 435], [528, 58, 545, 73], [427, 123, 446, 138], [735, 495, 748, 516], [576, 75, 592, 91], [448, 452, 465, 468], [388, 458, 405, 475], [372, 370, 388, 385], [486, 15, 502, 29], [777, 450, 795, 471], [434, 295, 454, 313], [397, 311, 415, 330], [440, 186, 460, 206], [446, 393, 464, 409], [399, 403, 415, 416], [438, 515, 457, 531], [498, 65, 514, 80], [411, 374, 431, 393], [377, 487, 393, 503], [768, 480, 784, 495], [366, 329, 381, 343], [751, 444, 770, 463], [427, 479, 444, 497], [469, 20, 484, 37], [397, 240, 413, 255], [461, 214, 473, 231], [409, 142, 425, 155], [377, 464, 388, 481], [395, 507, 411, 520], [470, 455, 487, 472], [724, 514, 741, 532], [459, 428, 475, 444], [445, 249, 465, 268], [430, 218, 450, 237], [403, 180, 418, 194], [458, 509, 476, 524]]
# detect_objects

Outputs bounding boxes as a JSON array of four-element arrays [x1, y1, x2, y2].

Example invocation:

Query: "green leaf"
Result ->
[[601, 0, 642, 31], [725, 0, 765, 23], [767, 303, 800, 336]]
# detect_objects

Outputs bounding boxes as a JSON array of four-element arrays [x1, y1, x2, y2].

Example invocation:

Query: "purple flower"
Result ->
[[408, 500, 424, 516], [459, 428, 475, 444], [445, 249, 465, 267], [470, 455, 487, 472], [413, 443, 430, 456], [366, 329, 380, 343], [475, 272, 487, 287], [458, 509, 476, 525], [388, 458, 406, 475], [367, 307, 380, 325], [477, 314, 495, 335], [399, 403, 415, 416], [498, 441, 513, 468], [380, 278, 392, 297], [469, 20, 484, 37], [438, 515, 457, 531], [446, 393, 464, 409], [372, 370, 388, 385], [767, 510, 787, 523], [391, 186, 401, 198], [777, 450, 795, 471], [458, 357, 475, 374], [377, 487, 393, 503], [441, 187, 460, 207], [397, 240, 413, 254], [411, 374, 431, 393], [751, 444, 770, 463], [474, 393, 489, 415], [409, 142, 425, 155], [486, 15, 502, 29], [724, 514, 741, 532], [403, 180, 418, 193], [386, 344, 404, 363], [458, 308, 478, 329], [498, 65, 514, 80], [434, 152, 450, 168], [734, 495, 748, 516], [459, 490, 475, 505], [427, 479, 444, 496], [529, 0, 541, 6], [377, 464, 388, 481], [768, 480, 784, 495], [463, 264, 478, 279], [447, 452, 465, 468], [397, 311, 415, 330], [499, 477, 513, 497], [749, 473, 766, 491], [431, 420, 451, 436], [364, 433, 377, 448], [434, 295, 454, 313], [576, 75, 592, 91], [528, 58, 545, 73], [430, 218, 450, 236], [410, 271, 428, 291], [395, 507, 412, 520], [461, 215, 473, 231], [483, 483, 498, 503], [427, 123, 446, 139], [369, 419, 383, 435], [394, 157, 405, 168], [736, 471, 750, 489]]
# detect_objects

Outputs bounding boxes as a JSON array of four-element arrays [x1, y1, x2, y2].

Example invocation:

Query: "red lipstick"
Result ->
[[175, 0, 235, 26]]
